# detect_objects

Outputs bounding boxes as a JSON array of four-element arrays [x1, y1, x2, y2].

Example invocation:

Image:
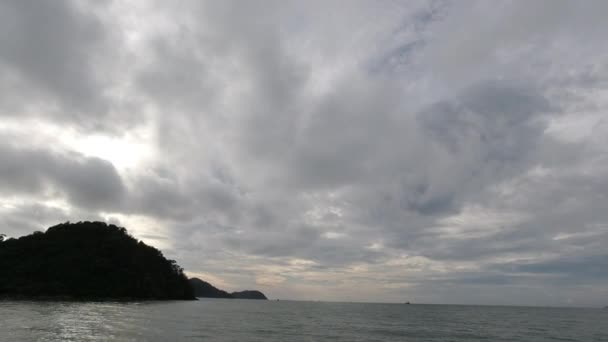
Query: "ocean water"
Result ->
[[1, 299, 607, 341]]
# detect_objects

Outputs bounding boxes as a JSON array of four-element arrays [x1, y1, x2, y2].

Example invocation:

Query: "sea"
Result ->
[[1, 299, 607, 341]]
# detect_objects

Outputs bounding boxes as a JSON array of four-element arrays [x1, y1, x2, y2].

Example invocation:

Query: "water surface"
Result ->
[[1, 299, 607, 341]]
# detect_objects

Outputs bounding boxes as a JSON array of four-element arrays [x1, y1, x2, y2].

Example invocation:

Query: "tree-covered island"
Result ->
[[0, 221, 195, 300]]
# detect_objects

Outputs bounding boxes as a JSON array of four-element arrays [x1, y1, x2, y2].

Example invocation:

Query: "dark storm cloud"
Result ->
[[0, 143, 125, 210]]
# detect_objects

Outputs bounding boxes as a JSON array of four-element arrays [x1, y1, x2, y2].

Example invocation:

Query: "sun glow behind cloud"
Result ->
[[64, 130, 155, 172], [0, 118, 155, 172]]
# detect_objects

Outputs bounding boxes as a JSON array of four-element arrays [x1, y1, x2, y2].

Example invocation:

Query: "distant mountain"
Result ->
[[232, 290, 267, 300], [0, 221, 195, 300], [189, 278, 233, 298], [189, 278, 267, 300]]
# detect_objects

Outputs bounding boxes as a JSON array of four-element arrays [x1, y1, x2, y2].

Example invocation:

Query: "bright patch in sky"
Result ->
[[64, 130, 155, 172]]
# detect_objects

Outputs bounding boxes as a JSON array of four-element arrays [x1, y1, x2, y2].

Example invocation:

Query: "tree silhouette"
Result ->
[[0, 221, 195, 300], [0, 234, 5, 242]]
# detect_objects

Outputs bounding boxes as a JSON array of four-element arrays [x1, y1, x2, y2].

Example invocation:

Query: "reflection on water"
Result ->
[[51, 303, 119, 341], [1, 299, 607, 342], [3, 301, 146, 341]]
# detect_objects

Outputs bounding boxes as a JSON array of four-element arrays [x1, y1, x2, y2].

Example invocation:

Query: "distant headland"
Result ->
[[0, 221, 195, 300], [189, 278, 267, 300]]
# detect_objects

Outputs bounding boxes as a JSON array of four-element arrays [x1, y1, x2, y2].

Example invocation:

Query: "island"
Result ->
[[0, 221, 195, 300], [232, 290, 267, 300], [189, 278, 268, 300], [188, 278, 233, 298]]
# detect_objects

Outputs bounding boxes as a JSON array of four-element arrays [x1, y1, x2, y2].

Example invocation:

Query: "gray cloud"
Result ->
[[508, 254, 608, 281], [0, 142, 125, 210], [409, 81, 551, 213], [2, 0, 608, 305], [0, 0, 133, 132], [0, 203, 71, 238]]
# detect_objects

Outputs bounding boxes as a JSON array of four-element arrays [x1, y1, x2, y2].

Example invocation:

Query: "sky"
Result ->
[[1, 0, 608, 307]]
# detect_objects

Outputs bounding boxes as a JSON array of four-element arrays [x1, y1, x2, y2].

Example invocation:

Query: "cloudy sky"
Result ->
[[1, 0, 608, 306]]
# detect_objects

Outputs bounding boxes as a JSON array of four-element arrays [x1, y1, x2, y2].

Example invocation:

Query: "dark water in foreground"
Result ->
[[1, 299, 607, 341]]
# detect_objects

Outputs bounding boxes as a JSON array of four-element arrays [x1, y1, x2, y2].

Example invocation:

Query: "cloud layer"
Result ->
[[1, 0, 608, 306]]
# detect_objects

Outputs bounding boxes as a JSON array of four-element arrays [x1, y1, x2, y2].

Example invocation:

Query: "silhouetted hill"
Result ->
[[189, 278, 267, 300], [0, 221, 195, 300], [189, 278, 232, 298], [232, 290, 267, 300]]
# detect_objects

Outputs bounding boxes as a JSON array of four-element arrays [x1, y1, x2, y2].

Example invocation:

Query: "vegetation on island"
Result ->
[[0, 221, 195, 300], [189, 278, 233, 298]]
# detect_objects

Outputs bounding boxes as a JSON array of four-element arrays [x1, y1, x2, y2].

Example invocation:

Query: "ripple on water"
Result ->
[[1, 301, 607, 342]]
